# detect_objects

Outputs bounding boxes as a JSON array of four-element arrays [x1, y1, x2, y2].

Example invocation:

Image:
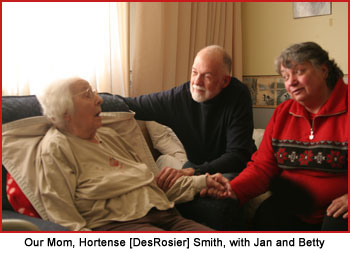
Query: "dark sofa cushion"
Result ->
[[2, 166, 13, 211], [99, 93, 129, 112], [2, 93, 128, 124], [2, 93, 129, 212], [2, 95, 43, 124]]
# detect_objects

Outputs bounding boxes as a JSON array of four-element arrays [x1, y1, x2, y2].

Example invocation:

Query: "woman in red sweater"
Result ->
[[204, 42, 348, 231]]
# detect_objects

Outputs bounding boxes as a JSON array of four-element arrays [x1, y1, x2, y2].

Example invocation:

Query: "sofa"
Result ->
[[2, 94, 267, 231]]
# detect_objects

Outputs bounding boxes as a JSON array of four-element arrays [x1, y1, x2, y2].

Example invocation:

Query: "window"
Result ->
[[2, 2, 127, 95]]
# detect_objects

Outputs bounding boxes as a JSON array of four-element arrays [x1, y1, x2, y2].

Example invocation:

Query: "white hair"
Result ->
[[37, 77, 82, 129]]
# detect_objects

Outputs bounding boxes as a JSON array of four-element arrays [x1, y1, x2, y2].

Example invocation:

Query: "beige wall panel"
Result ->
[[242, 2, 348, 76]]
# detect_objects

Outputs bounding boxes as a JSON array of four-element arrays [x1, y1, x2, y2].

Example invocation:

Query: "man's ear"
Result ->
[[222, 75, 231, 88]]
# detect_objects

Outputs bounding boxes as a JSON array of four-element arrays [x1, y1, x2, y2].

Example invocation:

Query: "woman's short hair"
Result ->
[[37, 77, 81, 128], [275, 42, 343, 89]]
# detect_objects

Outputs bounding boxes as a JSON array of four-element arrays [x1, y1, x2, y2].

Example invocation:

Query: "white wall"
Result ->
[[242, 2, 348, 76]]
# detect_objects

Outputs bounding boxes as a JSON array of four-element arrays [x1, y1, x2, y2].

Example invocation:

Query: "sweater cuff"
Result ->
[[191, 175, 207, 192], [230, 182, 248, 206]]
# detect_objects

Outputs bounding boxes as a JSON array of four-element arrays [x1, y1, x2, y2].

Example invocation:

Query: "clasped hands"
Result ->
[[155, 167, 236, 199], [200, 173, 237, 199]]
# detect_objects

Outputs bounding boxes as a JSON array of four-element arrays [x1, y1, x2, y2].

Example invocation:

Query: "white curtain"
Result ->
[[2, 2, 129, 96], [131, 2, 242, 96]]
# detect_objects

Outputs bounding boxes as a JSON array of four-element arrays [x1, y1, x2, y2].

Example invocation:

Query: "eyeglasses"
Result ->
[[73, 87, 97, 100]]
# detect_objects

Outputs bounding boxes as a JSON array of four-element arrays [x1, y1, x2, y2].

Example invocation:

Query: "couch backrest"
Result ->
[[2, 93, 129, 211], [253, 129, 265, 149]]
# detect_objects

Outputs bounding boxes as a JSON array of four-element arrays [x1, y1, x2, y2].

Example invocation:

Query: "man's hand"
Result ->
[[200, 173, 237, 199], [156, 167, 194, 192], [327, 193, 348, 219], [182, 167, 195, 176]]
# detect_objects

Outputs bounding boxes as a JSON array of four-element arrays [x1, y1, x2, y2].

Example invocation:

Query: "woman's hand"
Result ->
[[200, 173, 237, 199], [327, 194, 348, 219]]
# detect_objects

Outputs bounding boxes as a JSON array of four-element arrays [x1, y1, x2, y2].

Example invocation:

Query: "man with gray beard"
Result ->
[[122, 45, 256, 230]]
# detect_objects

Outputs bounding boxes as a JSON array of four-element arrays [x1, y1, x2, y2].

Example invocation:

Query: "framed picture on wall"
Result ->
[[243, 76, 290, 108], [293, 2, 332, 19], [244, 74, 348, 108]]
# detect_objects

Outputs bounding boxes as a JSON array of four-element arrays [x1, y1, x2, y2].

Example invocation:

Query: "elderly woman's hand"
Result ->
[[155, 167, 195, 192], [327, 194, 348, 219], [156, 167, 182, 192]]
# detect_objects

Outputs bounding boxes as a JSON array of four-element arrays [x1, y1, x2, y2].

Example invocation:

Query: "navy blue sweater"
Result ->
[[124, 77, 256, 175]]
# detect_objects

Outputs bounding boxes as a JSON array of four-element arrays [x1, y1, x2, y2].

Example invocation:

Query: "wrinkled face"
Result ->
[[280, 61, 329, 106], [68, 80, 103, 137], [190, 51, 230, 103]]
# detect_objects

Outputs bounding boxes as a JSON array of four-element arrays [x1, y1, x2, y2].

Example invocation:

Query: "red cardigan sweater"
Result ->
[[231, 79, 348, 223]]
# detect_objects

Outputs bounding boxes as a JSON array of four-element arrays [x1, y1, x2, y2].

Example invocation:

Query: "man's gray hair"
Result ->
[[199, 45, 232, 75], [275, 42, 343, 89], [37, 77, 81, 129]]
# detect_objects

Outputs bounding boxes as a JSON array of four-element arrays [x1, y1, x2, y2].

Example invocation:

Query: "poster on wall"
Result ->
[[243, 76, 290, 108], [243, 74, 348, 108], [293, 2, 332, 19]]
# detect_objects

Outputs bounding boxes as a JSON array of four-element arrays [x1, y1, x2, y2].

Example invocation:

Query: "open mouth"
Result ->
[[95, 112, 101, 117]]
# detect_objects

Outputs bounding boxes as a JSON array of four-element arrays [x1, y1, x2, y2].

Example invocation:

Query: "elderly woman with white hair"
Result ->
[[34, 77, 224, 231]]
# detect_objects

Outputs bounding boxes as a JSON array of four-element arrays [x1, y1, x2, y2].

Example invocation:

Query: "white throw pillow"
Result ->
[[145, 121, 187, 170]]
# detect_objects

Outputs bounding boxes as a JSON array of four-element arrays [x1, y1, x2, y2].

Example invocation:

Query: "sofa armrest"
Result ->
[[2, 210, 69, 231], [2, 219, 40, 231], [243, 191, 271, 228]]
